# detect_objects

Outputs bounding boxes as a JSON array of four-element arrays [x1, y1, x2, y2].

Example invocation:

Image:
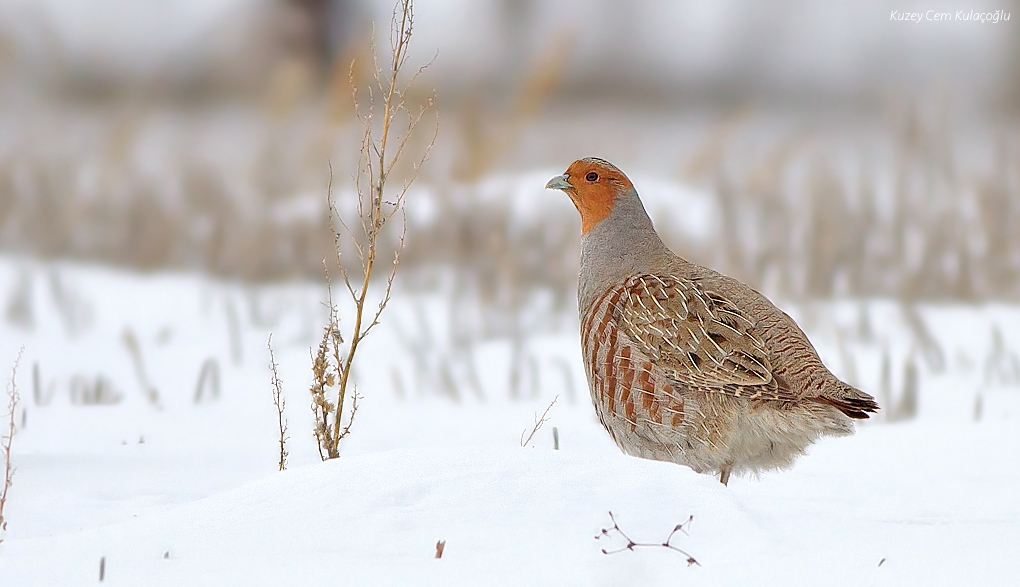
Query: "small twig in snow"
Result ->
[[596, 511, 700, 566], [0, 347, 23, 544], [520, 395, 557, 447], [268, 335, 288, 471]]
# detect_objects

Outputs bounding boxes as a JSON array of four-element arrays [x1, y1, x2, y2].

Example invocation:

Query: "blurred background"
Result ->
[[1, 0, 1018, 293], [1, 0, 1019, 418]]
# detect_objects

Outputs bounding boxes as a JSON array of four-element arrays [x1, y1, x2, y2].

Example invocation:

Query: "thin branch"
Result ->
[[268, 335, 288, 471], [363, 210, 407, 338], [326, 164, 362, 301], [358, 125, 374, 241], [371, 23, 384, 97], [390, 0, 413, 72], [385, 90, 437, 180], [1, 347, 24, 543], [521, 395, 558, 447], [390, 52, 437, 126], [337, 389, 360, 440], [391, 107, 439, 206], [332, 223, 360, 302], [596, 511, 700, 566]]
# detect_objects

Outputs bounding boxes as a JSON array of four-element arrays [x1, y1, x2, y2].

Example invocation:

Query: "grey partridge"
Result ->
[[546, 157, 878, 485]]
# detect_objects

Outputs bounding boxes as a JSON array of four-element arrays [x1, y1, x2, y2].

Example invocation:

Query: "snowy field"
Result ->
[[1, 0, 1019, 583], [0, 252, 1018, 586]]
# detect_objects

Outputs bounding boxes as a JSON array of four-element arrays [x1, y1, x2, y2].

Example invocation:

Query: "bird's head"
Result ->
[[545, 157, 634, 233]]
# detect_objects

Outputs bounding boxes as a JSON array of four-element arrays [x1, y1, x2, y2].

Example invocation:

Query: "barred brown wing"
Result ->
[[617, 274, 796, 402]]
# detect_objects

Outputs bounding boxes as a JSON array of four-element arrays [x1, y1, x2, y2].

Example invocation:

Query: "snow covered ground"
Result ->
[[0, 254, 1018, 585]]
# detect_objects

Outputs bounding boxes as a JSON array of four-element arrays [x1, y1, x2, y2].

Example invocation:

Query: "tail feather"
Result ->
[[817, 384, 879, 420]]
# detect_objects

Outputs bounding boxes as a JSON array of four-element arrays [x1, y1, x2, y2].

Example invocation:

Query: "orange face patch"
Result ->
[[561, 159, 634, 233]]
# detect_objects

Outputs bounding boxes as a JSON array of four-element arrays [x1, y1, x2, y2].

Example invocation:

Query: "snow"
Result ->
[[1, 250, 1019, 585], [3, 422, 1018, 585]]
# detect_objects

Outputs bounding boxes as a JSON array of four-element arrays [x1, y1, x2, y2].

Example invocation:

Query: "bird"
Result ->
[[546, 157, 878, 485]]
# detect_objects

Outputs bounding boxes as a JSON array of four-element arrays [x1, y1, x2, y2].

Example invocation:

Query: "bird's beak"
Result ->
[[545, 174, 572, 191]]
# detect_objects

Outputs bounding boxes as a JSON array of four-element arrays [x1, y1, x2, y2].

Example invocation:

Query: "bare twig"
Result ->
[[311, 0, 436, 460], [596, 511, 700, 566], [337, 387, 360, 442], [1, 347, 24, 543], [520, 395, 558, 447], [268, 335, 288, 471]]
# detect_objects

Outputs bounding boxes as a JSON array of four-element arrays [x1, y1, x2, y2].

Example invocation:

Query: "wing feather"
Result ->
[[617, 274, 796, 402]]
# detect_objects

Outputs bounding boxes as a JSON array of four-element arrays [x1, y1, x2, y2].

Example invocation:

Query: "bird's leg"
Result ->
[[719, 465, 732, 486]]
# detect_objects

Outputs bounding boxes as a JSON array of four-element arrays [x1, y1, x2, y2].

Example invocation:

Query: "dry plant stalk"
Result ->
[[268, 335, 288, 471], [310, 0, 437, 460], [520, 395, 558, 447], [596, 511, 699, 566], [1, 348, 23, 543]]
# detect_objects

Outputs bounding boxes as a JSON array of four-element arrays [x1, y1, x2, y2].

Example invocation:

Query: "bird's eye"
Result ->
[[585, 172, 599, 182]]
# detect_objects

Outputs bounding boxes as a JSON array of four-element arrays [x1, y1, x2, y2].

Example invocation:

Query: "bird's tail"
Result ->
[[817, 382, 879, 420]]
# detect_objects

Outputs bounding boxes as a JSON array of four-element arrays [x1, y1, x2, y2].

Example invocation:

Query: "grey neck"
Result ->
[[577, 188, 672, 313]]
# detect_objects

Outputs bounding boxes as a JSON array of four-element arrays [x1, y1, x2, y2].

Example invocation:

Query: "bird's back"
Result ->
[[684, 261, 879, 418]]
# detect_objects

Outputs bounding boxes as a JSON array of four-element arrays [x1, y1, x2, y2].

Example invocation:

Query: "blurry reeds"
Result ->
[[452, 33, 573, 181], [122, 328, 159, 405], [68, 374, 121, 406], [984, 326, 1020, 387], [193, 358, 221, 404], [1, 96, 1017, 303], [2, 24, 1020, 411], [887, 357, 919, 422], [698, 104, 1020, 302]]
